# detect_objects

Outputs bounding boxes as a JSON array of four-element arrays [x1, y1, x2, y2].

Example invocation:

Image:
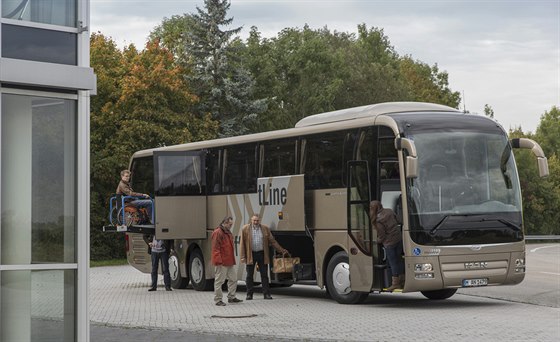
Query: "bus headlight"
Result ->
[[414, 263, 433, 272], [414, 263, 434, 279], [515, 258, 525, 273]]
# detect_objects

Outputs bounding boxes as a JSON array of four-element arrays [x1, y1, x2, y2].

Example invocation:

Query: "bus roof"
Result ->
[[132, 102, 462, 158], [295, 102, 460, 128]]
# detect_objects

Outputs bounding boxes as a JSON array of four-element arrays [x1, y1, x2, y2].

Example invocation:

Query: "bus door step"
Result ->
[[374, 264, 391, 289]]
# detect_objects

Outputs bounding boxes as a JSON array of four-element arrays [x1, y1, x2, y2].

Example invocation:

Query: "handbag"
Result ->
[[272, 253, 300, 273]]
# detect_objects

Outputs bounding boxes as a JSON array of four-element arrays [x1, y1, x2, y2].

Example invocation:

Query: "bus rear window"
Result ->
[[130, 157, 154, 196]]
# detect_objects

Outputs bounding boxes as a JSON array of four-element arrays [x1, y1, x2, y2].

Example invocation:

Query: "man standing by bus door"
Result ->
[[240, 214, 288, 300], [211, 216, 243, 306], [143, 235, 172, 291]]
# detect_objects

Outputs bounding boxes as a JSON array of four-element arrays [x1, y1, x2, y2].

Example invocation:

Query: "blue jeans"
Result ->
[[385, 241, 405, 277], [151, 251, 170, 288]]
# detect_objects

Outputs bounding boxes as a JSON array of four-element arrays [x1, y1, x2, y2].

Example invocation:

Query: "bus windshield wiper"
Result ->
[[480, 218, 521, 232], [429, 214, 472, 235], [429, 215, 449, 235]]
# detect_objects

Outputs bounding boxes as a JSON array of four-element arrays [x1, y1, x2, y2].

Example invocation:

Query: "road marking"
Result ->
[[540, 272, 560, 276], [530, 245, 560, 253]]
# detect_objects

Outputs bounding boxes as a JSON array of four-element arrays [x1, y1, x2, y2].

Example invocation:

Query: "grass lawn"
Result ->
[[90, 259, 128, 267]]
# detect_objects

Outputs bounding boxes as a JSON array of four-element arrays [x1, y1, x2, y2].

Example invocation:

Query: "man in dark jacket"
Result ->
[[143, 235, 172, 291], [211, 216, 242, 306]]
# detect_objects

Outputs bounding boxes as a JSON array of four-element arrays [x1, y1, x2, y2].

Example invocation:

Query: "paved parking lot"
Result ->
[[90, 263, 560, 341]]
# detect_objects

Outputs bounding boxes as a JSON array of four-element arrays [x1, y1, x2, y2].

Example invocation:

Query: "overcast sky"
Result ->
[[90, 0, 560, 133]]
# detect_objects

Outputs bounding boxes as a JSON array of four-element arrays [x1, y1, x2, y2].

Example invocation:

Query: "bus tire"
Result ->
[[421, 288, 457, 300], [169, 251, 189, 289], [189, 249, 212, 291], [326, 251, 368, 304]]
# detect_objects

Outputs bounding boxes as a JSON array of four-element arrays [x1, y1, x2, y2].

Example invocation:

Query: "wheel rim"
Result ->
[[332, 262, 351, 295], [169, 255, 179, 281], [190, 256, 204, 284], [124, 211, 137, 226]]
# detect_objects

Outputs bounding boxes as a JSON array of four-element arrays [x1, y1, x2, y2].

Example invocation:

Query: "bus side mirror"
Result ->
[[395, 138, 418, 179], [511, 138, 549, 178], [405, 156, 418, 179]]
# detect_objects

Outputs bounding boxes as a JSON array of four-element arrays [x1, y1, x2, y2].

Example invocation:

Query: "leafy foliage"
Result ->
[[509, 114, 560, 235], [241, 24, 460, 132], [535, 106, 560, 158], [90, 33, 218, 260]]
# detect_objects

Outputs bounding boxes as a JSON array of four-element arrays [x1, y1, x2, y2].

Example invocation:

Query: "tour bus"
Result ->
[[105, 102, 549, 304]]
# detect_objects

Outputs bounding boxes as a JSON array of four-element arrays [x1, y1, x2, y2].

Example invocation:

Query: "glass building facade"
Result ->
[[0, 1, 94, 341]]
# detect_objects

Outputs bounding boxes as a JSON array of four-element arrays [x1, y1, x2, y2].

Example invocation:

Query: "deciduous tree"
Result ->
[[90, 35, 217, 260]]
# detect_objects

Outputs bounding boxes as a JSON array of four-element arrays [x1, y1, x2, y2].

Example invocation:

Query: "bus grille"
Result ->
[[440, 257, 509, 285]]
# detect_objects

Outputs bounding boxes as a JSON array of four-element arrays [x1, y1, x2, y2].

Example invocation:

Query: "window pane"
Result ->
[[1, 93, 76, 264], [206, 149, 222, 194], [223, 144, 257, 193], [261, 139, 296, 177], [1, 270, 75, 341], [378, 138, 397, 158], [304, 131, 356, 189], [2, 24, 77, 65], [2, 0, 76, 27], [130, 157, 154, 196], [155, 153, 205, 196]]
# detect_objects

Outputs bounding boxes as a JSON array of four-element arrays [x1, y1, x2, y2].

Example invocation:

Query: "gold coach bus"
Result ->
[[105, 102, 549, 304]]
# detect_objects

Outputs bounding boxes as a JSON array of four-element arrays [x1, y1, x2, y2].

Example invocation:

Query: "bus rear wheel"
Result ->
[[326, 251, 368, 304], [189, 249, 213, 291], [421, 288, 457, 300], [169, 251, 189, 289]]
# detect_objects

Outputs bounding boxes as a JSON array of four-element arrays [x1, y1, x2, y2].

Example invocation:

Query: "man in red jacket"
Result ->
[[211, 216, 242, 306]]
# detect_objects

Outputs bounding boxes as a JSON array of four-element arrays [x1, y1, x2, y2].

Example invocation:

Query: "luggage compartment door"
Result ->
[[154, 150, 207, 239]]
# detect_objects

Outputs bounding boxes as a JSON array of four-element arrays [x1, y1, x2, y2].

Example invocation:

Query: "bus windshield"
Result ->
[[407, 131, 523, 245]]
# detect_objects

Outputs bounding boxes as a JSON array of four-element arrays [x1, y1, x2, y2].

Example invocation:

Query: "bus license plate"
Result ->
[[462, 278, 488, 287]]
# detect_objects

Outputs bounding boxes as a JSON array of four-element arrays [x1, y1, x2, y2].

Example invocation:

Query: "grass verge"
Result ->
[[90, 259, 128, 267]]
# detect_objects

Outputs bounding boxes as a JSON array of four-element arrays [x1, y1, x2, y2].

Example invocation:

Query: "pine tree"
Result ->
[[187, 0, 266, 136]]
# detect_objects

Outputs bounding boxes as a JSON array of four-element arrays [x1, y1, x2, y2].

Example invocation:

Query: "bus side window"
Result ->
[[130, 156, 154, 195], [223, 144, 257, 193], [303, 130, 356, 189], [380, 161, 402, 223], [261, 139, 297, 177], [207, 149, 222, 194]]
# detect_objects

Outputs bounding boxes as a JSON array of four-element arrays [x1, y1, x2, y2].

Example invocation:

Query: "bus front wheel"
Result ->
[[326, 251, 368, 304], [421, 288, 457, 300], [189, 249, 213, 291], [169, 251, 189, 289]]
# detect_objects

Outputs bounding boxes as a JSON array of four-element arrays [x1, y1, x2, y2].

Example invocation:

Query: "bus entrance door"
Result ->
[[346, 160, 374, 292], [153, 150, 207, 240]]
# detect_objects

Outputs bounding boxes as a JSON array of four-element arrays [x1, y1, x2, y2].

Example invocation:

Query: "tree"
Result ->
[[398, 56, 461, 108], [90, 35, 218, 260], [510, 126, 560, 235], [484, 104, 494, 118], [186, 0, 265, 136], [150, 14, 196, 68], [535, 106, 560, 158], [241, 25, 411, 131]]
